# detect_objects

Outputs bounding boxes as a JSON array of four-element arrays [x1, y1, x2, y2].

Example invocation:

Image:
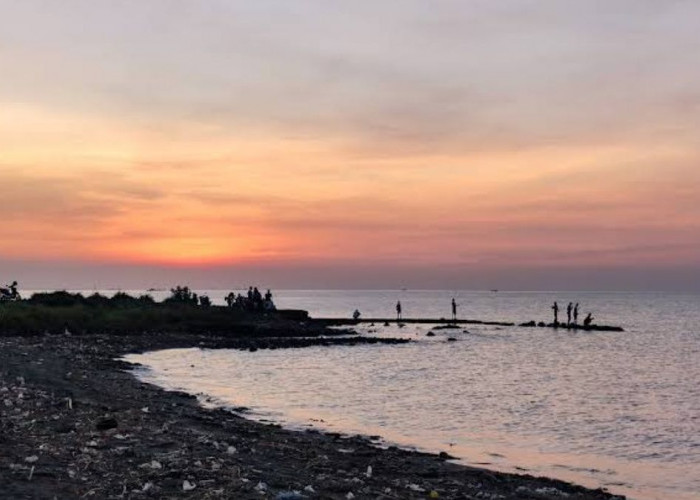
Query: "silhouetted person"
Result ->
[[552, 302, 559, 325], [451, 298, 457, 321], [252, 287, 263, 309], [0, 281, 18, 299], [265, 289, 272, 302], [353, 309, 361, 320], [247, 287, 254, 301], [573, 303, 579, 325], [583, 313, 594, 327], [1, 281, 18, 300], [566, 302, 573, 325], [396, 301, 402, 321]]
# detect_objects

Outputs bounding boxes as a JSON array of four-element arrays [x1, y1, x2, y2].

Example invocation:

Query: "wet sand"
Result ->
[[1, 330, 625, 499]]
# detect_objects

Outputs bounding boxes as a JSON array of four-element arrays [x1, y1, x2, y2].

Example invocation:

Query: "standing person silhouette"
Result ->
[[396, 301, 402, 321], [451, 298, 457, 321], [573, 303, 579, 325], [566, 302, 573, 325], [552, 302, 559, 325]]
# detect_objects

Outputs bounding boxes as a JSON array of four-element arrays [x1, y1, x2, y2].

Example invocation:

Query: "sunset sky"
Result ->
[[2, 1, 700, 290]]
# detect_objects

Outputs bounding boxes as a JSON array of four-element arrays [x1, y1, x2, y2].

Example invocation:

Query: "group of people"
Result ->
[[225, 286, 275, 312], [552, 301, 594, 326], [355, 298, 595, 327]]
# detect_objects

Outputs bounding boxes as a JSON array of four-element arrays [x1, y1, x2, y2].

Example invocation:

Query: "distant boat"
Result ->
[[491, 289, 499, 293]]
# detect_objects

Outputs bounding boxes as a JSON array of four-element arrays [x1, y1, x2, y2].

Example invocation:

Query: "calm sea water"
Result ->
[[114, 290, 698, 500]]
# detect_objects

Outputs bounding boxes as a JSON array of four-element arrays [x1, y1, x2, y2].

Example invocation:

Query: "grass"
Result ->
[[0, 291, 304, 337]]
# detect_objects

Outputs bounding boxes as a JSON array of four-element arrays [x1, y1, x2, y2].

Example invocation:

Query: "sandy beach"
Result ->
[[0, 327, 625, 500]]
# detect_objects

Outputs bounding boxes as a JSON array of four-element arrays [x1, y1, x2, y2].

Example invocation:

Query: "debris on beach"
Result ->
[[275, 491, 304, 500], [0, 334, 626, 500], [516, 485, 570, 498]]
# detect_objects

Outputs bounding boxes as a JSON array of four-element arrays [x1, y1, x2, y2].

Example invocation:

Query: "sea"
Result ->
[[61, 289, 698, 500]]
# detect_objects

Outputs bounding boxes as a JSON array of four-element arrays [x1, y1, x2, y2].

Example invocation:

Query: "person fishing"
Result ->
[[552, 301, 559, 324], [566, 302, 573, 325], [573, 303, 579, 325], [451, 297, 457, 321], [396, 301, 402, 321], [584, 313, 594, 327]]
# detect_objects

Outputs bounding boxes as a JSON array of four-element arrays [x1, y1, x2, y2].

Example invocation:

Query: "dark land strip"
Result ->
[[318, 318, 624, 332], [1, 325, 625, 499]]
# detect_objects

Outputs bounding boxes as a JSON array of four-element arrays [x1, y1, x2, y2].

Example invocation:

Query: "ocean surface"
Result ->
[[108, 290, 698, 500]]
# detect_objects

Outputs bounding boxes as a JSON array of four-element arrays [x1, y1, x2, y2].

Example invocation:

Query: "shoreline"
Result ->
[[1, 331, 624, 499]]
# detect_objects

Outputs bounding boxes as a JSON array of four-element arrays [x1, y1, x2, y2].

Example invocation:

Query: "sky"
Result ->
[[1, 0, 700, 290]]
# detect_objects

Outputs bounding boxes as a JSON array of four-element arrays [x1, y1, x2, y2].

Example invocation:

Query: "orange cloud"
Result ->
[[2, 99, 700, 271]]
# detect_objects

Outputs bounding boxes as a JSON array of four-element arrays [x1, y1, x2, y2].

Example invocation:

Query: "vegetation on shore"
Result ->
[[0, 288, 308, 337]]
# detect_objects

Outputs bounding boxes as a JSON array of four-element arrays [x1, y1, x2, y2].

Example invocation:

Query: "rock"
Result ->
[[96, 417, 118, 431], [426, 332, 436, 337], [276, 492, 304, 500], [183, 480, 196, 491]]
